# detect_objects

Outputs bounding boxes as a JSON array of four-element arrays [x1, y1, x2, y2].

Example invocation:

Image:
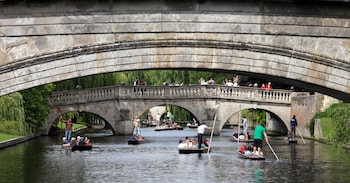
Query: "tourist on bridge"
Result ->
[[266, 82, 273, 89], [207, 78, 215, 85], [290, 115, 298, 140]]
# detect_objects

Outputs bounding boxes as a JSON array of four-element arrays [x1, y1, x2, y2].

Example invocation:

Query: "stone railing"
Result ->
[[49, 85, 297, 106]]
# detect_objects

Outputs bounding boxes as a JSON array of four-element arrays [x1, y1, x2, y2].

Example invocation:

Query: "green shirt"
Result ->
[[253, 125, 266, 140]]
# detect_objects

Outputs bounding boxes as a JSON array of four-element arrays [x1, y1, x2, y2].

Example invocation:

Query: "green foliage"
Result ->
[[0, 120, 29, 136], [0, 93, 25, 123], [329, 103, 350, 145], [0, 93, 29, 135], [55, 72, 125, 90], [319, 117, 333, 139], [20, 84, 55, 130], [241, 109, 266, 126], [311, 102, 350, 146]]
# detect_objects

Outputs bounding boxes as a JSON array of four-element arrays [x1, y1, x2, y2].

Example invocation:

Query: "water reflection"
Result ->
[[0, 128, 349, 183], [253, 161, 264, 183]]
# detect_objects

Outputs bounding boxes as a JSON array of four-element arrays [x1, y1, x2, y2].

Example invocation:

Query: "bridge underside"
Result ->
[[0, 0, 349, 102]]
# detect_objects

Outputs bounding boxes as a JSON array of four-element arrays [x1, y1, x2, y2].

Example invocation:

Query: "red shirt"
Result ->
[[239, 146, 247, 153], [65, 119, 73, 130]]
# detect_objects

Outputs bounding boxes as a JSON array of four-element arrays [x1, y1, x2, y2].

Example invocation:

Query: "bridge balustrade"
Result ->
[[49, 85, 295, 106]]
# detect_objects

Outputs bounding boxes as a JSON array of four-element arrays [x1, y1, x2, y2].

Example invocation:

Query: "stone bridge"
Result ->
[[0, 1, 348, 135], [46, 85, 299, 135], [0, 0, 349, 102]]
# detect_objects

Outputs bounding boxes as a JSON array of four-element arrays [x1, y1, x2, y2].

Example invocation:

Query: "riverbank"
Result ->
[[0, 133, 41, 150], [0, 126, 90, 150]]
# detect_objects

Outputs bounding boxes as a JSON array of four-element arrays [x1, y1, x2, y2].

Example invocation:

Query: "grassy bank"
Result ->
[[0, 133, 22, 142]]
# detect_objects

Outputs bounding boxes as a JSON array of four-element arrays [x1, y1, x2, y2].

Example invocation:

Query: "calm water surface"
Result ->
[[0, 128, 349, 183]]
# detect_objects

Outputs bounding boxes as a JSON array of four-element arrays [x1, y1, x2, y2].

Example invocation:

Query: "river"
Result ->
[[0, 127, 349, 183]]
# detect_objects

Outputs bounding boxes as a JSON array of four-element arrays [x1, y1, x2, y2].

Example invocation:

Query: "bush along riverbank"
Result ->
[[310, 102, 350, 149]]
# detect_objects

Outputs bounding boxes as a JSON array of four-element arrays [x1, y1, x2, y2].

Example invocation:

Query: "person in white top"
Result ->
[[242, 116, 248, 140], [225, 80, 234, 86], [156, 113, 161, 127], [197, 122, 212, 149], [132, 115, 140, 135], [178, 139, 187, 149]]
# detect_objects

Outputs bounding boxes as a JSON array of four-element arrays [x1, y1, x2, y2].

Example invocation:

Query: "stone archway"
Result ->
[[0, 1, 349, 101]]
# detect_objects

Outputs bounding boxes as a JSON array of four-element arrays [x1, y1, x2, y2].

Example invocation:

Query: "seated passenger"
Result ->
[[239, 143, 254, 156], [239, 143, 248, 153], [204, 138, 210, 148], [84, 137, 90, 144], [231, 131, 239, 141], [178, 139, 187, 149], [185, 137, 193, 148], [129, 134, 137, 141], [238, 133, 245, 140], [70, 137, 76, 146], [76, 136, 84, 145], [131, 134, 145, 141], [62, 137, 70, 146]]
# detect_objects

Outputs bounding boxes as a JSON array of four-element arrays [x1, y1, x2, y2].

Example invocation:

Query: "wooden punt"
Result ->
[[288, 139, 298, 144], [62, 144, 92, 151], [128, 139, 144, 145], [154, 127, 183, 131], [187, 124, 198, 128], [178, 148, 210, 154], [237, 151, 265, 160], [230, 138, 254, 143]]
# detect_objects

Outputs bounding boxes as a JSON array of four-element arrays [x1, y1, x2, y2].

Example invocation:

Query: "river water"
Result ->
[[0, 127, 349, 183]]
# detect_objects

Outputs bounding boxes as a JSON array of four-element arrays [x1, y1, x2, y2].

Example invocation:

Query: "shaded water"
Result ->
[[0, 128, 349, 183]]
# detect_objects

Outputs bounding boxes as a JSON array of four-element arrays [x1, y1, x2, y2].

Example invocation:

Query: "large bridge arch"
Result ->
[[217, 102, 291, 132], [126, 99, 219, 126], [47, 101, 122, 135], [46, 109, 115, 134], [0, 0, 349, 102]]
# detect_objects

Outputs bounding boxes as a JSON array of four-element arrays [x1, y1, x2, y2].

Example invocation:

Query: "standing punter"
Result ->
[[290, 115, 298, 140], [197, 122, 212, 149], [253, 122, 268, 157]]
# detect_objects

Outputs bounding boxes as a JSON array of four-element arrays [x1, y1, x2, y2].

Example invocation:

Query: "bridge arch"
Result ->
[[0, 1, 349, 102], [47, 102, 122, 135], [129, 100, 217, 128], [218, 102, 290, 133], [47, 110, 114, 135], [1, 39, 349, 102]]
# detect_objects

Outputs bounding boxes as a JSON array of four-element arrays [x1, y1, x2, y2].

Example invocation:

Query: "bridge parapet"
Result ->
[[49, 85, 297, 106]]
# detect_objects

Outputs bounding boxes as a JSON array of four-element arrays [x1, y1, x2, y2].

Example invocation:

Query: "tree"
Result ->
[[0, 92, 29, 135], [20, 84, 55, 130]]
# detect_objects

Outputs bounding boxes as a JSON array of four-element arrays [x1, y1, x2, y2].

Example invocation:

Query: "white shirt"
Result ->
[[226, 82, 233, 86], [133, 118, 140, 127], [156, 114, 161, 121], [197, 124, 208, 134], [242, 118, 248, 131], [178, 143, 187, 149]]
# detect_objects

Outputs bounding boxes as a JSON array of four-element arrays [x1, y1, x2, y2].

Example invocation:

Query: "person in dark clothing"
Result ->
[[290, 115, 298, 140]]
